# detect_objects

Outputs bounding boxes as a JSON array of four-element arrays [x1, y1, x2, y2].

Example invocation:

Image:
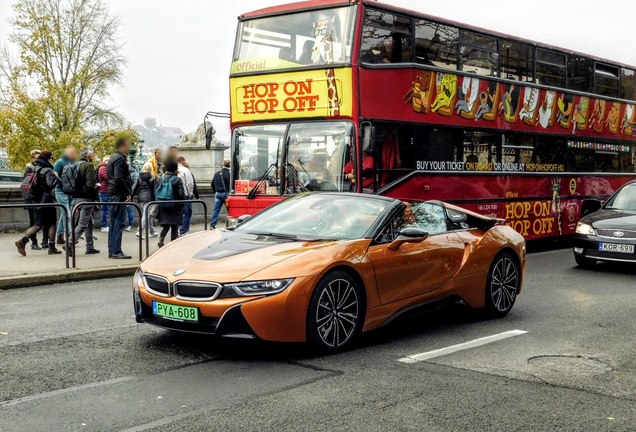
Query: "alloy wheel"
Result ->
[[315, 278, 359, 348], [489, 257, 519, 313]]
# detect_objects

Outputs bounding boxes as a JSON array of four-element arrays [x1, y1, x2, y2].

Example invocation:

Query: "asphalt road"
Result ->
[[1, 248, 635, 431]]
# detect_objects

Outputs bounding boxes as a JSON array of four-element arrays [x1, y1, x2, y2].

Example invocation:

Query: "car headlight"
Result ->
[[224, 279, 294, 296], [576, 222, 596, 235]]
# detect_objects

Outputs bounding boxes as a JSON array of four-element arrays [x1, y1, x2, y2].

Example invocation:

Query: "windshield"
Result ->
[[232, 6, 356, 74], [233, 121, 355, 195], [235, 194, 390, 240], [605, 184, 636, 211]]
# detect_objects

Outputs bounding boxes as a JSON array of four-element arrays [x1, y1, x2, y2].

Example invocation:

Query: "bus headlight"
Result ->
[[575, 222, 596, 236]]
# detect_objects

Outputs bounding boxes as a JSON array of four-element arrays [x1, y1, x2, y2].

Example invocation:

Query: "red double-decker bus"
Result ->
[[227, 0, 636, 239]]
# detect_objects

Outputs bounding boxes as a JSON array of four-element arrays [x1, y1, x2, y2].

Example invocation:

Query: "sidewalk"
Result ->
[[0, 223, 210, 289]]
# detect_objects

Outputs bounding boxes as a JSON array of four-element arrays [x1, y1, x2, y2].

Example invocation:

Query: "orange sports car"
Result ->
[[133, 193, 525, 351]]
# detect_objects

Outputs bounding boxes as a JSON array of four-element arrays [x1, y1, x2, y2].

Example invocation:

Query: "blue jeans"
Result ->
[[108, 195, 126, 255], [55, 190, 72, 236], [180, 195, 193, 235], [210, 192, 227, 228], [126, 205, 134, 226], [99, 192, 109, 228]]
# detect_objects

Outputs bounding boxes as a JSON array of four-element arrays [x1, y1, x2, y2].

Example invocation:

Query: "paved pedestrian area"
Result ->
[[1, 223, 209, 279]]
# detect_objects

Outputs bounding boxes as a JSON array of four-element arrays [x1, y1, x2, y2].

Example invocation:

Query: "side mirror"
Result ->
[[447, 210, 467, 224], [361, 123, 376, 153], [388, 227, 429, 251], [237, 214, 252, 224]]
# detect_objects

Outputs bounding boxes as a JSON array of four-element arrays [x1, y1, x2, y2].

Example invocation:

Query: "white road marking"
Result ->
[[398, 329, 528, 364]]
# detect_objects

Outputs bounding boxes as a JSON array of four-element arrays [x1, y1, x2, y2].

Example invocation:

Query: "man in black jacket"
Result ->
[[210, 160, 231, 229], [72, 147, 100, 255], [107, 138, 133, 259]]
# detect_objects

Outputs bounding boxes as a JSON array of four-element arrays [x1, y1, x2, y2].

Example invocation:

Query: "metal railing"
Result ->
[[70, 201, 143, 267], [142, 199, 208, 258], [1, 202, 70, 268]]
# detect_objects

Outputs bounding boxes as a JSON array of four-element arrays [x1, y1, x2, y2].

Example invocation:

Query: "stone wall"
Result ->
[[0, 185, 223, 233]]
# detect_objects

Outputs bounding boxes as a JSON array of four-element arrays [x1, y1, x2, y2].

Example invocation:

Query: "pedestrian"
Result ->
[[70, 147, 100, 255], [97, 156, 110, 232], [23, 149, 48, 250], [107, 137, 133, 259], [15, 151, 62, 256], [156, 159, 185, 248], [125, 159, 137, 232], [148, 148, 162, 176], [133, 162, 158, 239], [53, 146, 78, 245], [210, 159, 230, 229], [177, 155, 195, 235]]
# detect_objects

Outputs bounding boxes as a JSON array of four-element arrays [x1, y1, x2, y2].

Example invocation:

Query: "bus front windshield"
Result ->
[[232, 6, 356, 74], [233, 122, 354, 195]]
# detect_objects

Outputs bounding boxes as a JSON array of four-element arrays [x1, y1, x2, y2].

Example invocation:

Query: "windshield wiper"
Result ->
[[248, 231, 299, 240]]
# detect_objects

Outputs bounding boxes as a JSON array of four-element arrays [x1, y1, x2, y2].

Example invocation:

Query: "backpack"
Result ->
[[21, 166, 41, 200], [61, 162, 83, 195], [156, 176, 176, 207]]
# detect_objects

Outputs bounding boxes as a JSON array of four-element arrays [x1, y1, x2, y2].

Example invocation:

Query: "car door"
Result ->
[[367, 203, 466, 305]]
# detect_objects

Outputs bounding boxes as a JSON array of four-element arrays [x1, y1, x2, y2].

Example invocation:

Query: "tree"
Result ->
[[0, 0, 125, 169], [88, 127, 139, 160]]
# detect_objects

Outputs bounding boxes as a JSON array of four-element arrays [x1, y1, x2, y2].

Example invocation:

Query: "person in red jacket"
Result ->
[[97, 156, 110, 232]]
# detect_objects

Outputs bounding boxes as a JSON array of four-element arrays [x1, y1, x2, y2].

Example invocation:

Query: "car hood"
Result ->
[[584, 209, 636, 230], [140, 230, 348, 283]]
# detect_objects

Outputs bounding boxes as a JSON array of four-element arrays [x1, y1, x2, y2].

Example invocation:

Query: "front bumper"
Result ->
[[133, 275, 317, 342], [572, 234, 636, 263]]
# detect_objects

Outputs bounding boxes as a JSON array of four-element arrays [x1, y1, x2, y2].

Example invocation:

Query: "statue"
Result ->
[[178, 121, 220, 148]]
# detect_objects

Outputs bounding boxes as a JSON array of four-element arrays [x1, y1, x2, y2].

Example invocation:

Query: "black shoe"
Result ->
[[15, 240, 26, 256], [62, 245, 73, 257], [41, 242, 49, 249], [86, 249, 100, 255], [157, 241, 164, 248], [110, 252, 131, 259], [48, 247, 62, 255], [31, 243, 41, 250]]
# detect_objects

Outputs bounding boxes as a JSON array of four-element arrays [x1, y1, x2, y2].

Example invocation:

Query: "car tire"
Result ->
[[483, 251, 520, 318], [307, 270, 364, 353], [574, 254, 597, 268]]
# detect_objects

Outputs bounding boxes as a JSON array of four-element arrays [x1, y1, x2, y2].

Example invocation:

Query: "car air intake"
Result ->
[[144, 274, 170, 296], [174, 281, 222, 301]]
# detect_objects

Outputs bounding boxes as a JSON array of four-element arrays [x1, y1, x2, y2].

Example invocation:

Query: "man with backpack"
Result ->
[[156, 159, 185, 248], [54, 146, 78, 245], [22, 149, 48, 250], [69, 147, 100, 255], [15, 151, 63, 256], [210, 160, 231, 229], [107, 138, 133, 259]]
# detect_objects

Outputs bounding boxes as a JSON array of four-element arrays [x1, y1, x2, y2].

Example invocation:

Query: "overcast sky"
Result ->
[[1, 0, 636, 140]]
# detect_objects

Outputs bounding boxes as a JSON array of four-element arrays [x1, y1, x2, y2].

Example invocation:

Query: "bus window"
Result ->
[[567, 56, 593, 93], [232, 6, 356, 73], [536, 48, 566, 88], [595, 63, 620, 98], [361, 9, 413, 64], [621, 68, 636, 100], [499, 40, 533, 82], [233, 124, 286, 195], [503, 135, 533, 165], [285, 122, 354, 193], [414, 20, 459, 70], [459, 31, 498, 76], [463, 130, 500, 165]]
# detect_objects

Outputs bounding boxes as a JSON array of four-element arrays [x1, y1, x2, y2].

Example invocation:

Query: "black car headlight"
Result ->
[[223, 279, 294, 297], [575, 222, 596, 235]]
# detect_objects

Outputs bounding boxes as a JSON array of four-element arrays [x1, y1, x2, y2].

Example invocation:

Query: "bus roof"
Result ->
[[239, 0, 636, 71]]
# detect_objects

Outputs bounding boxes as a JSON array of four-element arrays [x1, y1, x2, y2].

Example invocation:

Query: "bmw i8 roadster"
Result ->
[[133, 193, 525, 351]]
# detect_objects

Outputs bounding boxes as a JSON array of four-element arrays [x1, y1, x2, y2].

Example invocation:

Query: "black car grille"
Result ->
[[174, 281, 222, 301], [144, 274, 170, 296], [596, 229, 636, 239]]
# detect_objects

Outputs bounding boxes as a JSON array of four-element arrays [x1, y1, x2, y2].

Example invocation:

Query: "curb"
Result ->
[[0, 265, 138, 290]]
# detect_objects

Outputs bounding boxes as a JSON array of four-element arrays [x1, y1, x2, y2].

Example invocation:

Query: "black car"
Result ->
[[572, 180, 636, 267]]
